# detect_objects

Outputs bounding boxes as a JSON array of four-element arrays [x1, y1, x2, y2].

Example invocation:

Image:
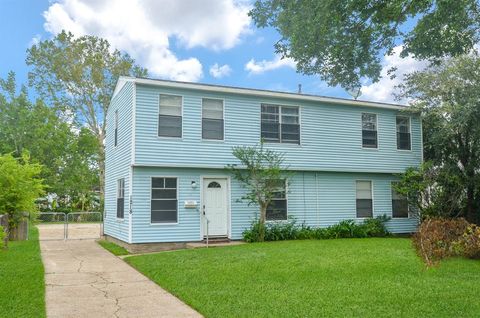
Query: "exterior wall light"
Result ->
[[191, 181, 197, 189]]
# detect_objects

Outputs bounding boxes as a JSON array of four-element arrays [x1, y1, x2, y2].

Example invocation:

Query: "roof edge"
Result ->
[[115, 76, 409, 110]]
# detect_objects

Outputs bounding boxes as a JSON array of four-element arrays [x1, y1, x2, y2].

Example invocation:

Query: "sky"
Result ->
[[0, 0, 425, 104]]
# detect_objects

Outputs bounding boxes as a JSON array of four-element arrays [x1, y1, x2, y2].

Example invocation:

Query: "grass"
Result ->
[[126, 238, 480, 318], [0, 225, 46, 318], [97, 239, 129, 256]]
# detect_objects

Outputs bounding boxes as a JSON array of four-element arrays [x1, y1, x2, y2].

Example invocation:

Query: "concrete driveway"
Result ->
[[39, 224, 202, 318]]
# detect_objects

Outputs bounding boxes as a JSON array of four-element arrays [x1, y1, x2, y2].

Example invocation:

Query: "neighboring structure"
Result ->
[[104, 76, 422, 245]]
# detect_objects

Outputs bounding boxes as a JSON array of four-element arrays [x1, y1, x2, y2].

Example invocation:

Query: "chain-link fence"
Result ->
[[37, 212, 103, 240]]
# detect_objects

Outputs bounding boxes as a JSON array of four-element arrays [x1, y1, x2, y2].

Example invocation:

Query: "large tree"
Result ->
[[250, 0, 480, 90], [397, 54, 480, 223], [0, 72, 99, 212], [26, 31, 147, 198]]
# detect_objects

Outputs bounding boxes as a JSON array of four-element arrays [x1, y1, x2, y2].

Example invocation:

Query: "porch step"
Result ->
[[203, 236, 230, 244]]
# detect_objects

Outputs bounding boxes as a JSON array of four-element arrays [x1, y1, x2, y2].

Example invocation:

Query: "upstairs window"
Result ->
[[202, 98, 224, 140], [151, 177, 178, 223], [396, 116, 411, 150], [261, 104, 300, 144], [391, 182, 409, 218], [356, 180, 373, 218], [117, 178, 125, 219], [158, 94, 182, 138], [362, 113, 377, 148], [114, 110, 118, 147], [266, 180, 288, 221]]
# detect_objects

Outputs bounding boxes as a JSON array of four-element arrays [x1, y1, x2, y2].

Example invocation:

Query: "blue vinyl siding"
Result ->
[[104, 78, 421, 243], [130, 167, 417, 243], [134, 84, 421, 173], [104, 81, 133, 242]]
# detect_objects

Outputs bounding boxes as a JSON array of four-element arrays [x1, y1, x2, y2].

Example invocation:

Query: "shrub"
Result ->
[[412, 218, 470, 266], [458, 225, 480, 259], [242, 215, 390, 242]]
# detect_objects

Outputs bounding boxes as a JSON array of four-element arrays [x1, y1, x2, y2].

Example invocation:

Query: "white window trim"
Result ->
[[390, 181, 410, 219], [260, 103, 302, 146], [355, 179, 374, 219], [201, 97, 225, 142], [396, 115, 412, 152], [157, 94, 184, 140], [149, 176, 179, 225], [361, 112, 379, 150], [116, 178, 125, 220], [266, 179, 289, 222]]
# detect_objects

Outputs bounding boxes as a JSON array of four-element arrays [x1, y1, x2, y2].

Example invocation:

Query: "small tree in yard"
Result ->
[[227, 142, 290, 241], [0, 153, 45, 238]]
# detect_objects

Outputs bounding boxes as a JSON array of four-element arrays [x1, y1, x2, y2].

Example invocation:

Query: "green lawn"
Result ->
[[97, 239, 129, 256], [0, 225, 46, 318], [126, 238, 480, 318]]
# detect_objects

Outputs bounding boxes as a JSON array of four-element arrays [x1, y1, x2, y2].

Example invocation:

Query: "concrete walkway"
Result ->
[[39, 227, 202, 318]]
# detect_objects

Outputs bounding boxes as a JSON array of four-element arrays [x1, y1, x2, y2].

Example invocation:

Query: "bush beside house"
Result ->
[[243, 215, 390, 242]]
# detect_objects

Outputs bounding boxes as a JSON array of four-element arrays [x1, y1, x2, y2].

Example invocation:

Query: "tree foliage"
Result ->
[[0, 153, 45, 229], [26, 31, 147, 197], [250, 0, 480, 89], [0, 72, 99, 212], [226, 142, 290, 241], [396, 54, 480, 223]]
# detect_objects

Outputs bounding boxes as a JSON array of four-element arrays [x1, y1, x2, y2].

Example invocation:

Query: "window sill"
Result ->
[[396, 149, 412, 152], [361, 147, 379, 151], [116, 218, 124, 222], [150, 222, 179, 226], [201, 139, 225, 143], [156, 136, 183, 141]]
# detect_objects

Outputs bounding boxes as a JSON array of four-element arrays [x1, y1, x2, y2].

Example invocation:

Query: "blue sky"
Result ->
[[0, 0, 421, 103]]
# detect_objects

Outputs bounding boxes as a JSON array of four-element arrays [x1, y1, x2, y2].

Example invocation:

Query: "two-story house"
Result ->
[[104, 76, 421, 246]]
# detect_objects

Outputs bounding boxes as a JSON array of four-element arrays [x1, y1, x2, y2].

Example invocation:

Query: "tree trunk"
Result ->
[[466, 185, 476, 224], [259, 204, 267, 242]]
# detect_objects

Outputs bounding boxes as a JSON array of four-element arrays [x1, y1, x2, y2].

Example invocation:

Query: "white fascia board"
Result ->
[[128, 77, 409, 111]]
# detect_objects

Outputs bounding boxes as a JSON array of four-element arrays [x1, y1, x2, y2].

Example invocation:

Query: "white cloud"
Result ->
[[361, 45, 428, 104], [245, 54, 296, 75], [209, 63, 232, 78], [42, 0, 251, 82]]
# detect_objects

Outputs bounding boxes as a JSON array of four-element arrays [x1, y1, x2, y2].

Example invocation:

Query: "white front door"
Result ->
[[203, 178, 228, 237]]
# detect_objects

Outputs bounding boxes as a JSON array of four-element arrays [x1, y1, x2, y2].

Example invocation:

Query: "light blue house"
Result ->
[[104, 76, 421, 245]]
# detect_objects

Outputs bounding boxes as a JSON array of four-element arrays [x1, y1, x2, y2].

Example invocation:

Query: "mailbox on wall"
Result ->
[[184, 200, 198, 209]]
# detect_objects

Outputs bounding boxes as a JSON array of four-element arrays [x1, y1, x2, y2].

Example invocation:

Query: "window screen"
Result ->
[[158, 94, 182, 138], [392, 182, 409, 218], [266, 180, 287, 221], [396, 116, 411, 150], [356, 180, 373, 218], [151, 177, 178, 223], [117, 179, 125, 219], [362, 113, 377, 148], [261, 104, 300, 144], [202, 98, 224, 140]]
